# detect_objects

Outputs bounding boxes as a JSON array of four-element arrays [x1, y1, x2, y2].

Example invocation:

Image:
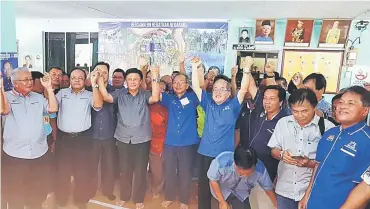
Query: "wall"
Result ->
[[1, 1, 17, 52], [16, 18, 370, 96]]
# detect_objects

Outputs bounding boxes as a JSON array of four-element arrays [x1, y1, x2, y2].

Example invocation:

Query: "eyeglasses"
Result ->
[[16, 79, 33, 83], [173, 81, 187, 86], [212, 88, 229, 93], [71, 77, 85, 81]]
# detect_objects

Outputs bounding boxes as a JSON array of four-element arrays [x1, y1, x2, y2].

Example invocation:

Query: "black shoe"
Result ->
[[106, 194, 116, 201]]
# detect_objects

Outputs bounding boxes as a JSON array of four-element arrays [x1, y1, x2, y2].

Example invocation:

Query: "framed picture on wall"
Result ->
[[318, 19, 352, 48], [284, 19, 314, 47], [255, 20, 275, 45], [238, 27, 252, 44]]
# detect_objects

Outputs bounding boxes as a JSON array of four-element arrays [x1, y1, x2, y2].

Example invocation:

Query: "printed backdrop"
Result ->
[[98, 22, 228, 76], [1, 52, 18, 91]]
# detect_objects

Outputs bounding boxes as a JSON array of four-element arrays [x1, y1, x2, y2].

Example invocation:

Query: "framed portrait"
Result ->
[[238, 27, 252, 44], [318, 19, 352, 48], [22, 54, 34, 69], [255, 20, 275, 45], [284, 19, 314, 47]]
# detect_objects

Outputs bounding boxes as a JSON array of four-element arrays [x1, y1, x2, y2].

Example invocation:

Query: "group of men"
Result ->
[[1, 54, 369, 209]]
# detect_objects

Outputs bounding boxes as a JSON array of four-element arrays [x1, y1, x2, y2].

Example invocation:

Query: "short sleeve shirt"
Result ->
[[160, 91, 199, 146], [198, 91, 242, 157], [307, 122, 370, 209], [3, 90, 49, 159], [207, 151, 273, 202], [112, 88, 152, 144]]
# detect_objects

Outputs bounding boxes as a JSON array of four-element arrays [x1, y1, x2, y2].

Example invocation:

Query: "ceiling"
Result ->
[[14, 1, 370, 20]]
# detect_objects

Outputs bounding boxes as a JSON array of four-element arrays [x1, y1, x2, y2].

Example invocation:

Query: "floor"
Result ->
[[44, 182, 199, 209]]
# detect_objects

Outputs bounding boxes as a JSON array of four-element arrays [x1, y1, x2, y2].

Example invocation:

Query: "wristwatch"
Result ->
[[152, 78, 160, 83], [266, 73, 275, 78], [280, 150, 284, 160], [93, 84, 99, 88], [243, 70, 251, 74]]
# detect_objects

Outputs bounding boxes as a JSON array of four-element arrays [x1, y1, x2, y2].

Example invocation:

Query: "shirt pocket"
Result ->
[[332, 146, 356, 174]]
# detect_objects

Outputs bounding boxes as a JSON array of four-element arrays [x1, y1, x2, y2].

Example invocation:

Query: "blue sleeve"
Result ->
[[200, 90, 210, 111], [49, 113, 57, 119], [190, 91, 200, 107], [160, 93, 171, 108], [207, 158, 222, 181], [232, 96, 242, 118], [257, 164, 273, 191]]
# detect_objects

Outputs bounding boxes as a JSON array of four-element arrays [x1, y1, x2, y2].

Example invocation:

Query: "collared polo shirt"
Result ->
[[267, 115, 334, 201], [307, 122, 370, 209], [236, 91, 289, 180], [56, 88, 97, 133], [160, 91, 199, 146], [112, 88, 152, 144], [91, 85, 117, 140], [198, 90, 242, 157], [2, 90, 49, 159], [207, 151, 273, 202]]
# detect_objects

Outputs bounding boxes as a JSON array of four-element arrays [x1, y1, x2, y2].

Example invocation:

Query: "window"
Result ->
[[44, 32, 99, 74]]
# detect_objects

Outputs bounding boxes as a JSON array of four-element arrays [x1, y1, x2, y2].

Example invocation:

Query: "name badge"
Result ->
[[43, 115, 50, 124], [180, 97, 190, 106]]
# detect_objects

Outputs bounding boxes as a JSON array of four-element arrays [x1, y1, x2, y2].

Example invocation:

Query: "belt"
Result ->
[[62, 129, 90, 138]]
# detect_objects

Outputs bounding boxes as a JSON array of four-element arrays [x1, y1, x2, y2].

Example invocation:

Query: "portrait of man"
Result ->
[[23, 54, 33, 68], [238, 27, 252, 43], [255, 20, 275, 44], [319, 19, 352, 48], [285, 19, 314, 47]]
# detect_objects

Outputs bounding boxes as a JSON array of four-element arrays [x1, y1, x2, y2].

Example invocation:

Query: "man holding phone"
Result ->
[[267, 89, 334, 209]]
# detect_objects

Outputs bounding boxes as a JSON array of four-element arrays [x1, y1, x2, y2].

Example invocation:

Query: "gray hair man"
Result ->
[[1, 67, 58, 209]]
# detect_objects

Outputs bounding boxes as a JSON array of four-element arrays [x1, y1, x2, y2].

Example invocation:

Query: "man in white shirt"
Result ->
[[268, 88, 334, 209]]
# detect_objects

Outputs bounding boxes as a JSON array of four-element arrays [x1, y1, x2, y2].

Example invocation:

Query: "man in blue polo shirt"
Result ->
[[207, 147, 277, 209], [160, 73, 199, 209], [298, 86, 370, 209], [192, 56, 253, 209]]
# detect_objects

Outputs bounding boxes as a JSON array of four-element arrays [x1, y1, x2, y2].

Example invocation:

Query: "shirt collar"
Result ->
[[11, 88, 31, 98], [340, 121, 367, 135], [70, 87, 85, 94], [288, 114, 320, 127]]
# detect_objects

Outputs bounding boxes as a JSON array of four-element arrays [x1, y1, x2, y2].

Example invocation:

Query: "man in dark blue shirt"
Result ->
[[299, 86, 370, 209], [90, 62, 117, 201]]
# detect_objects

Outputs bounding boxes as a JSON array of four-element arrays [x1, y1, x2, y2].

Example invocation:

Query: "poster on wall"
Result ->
[[318, 19, 352, 48], [0, 52, 18, 91], [284, 19, 314, 47], [238, 27, 252, 44], [255, 19, 275, 45], [349, 65, 370, 87], [22, 54, 34, 68], [98, 22, 228, 77], [282, 50, 343, 93]]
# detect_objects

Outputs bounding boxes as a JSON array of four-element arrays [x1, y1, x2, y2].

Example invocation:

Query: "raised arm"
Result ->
[[265, 61, 277, 86], [98, 77, 114, 103], [179, 53, 186, 75], [149, 65, 160, 104], [0, 74, 10, 115], [40, 73, 58, 113], [340, 181, 370, 209], [139, 55, 150, 90], [291, 72, 304, 89], [191, 57, 203, 101], [237, 56, 254, 104], [231, 66, 238, 98], [90, 70, 104, 109]]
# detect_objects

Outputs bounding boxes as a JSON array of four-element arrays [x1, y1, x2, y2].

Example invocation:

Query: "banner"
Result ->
[[1, 52, 18, 91], [98, 22, 228, 76]]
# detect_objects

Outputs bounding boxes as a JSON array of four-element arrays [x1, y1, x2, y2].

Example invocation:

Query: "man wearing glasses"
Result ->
[[54, 68, 103, 209], [192, 56, 253, 209], [1, 67, 58, 209]]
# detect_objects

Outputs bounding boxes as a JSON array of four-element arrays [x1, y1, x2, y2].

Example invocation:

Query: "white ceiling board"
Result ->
[[14, 1, 370, 19]]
